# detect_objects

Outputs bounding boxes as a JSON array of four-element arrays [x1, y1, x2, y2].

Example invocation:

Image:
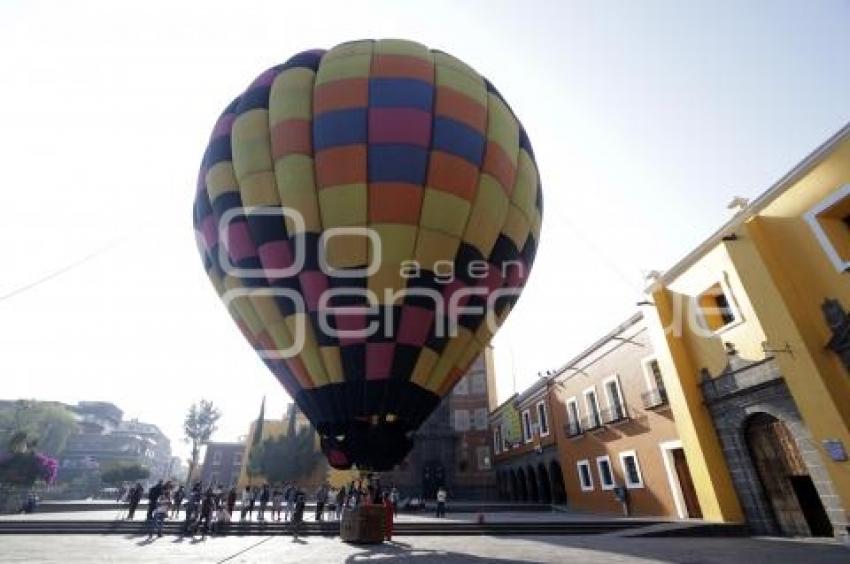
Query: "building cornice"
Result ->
[[648, 122, 850, 290]]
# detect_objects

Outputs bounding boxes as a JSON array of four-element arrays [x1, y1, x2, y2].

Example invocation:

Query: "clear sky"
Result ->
[[1, 1, 848, 459]]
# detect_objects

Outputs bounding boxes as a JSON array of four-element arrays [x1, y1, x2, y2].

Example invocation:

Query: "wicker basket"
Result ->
[[340, 505, 385, 544]]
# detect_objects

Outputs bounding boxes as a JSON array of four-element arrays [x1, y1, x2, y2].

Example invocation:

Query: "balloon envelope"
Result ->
[[193, 39, 542, 470]]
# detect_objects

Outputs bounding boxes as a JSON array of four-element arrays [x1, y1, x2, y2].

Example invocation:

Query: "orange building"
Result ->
[[547, 313, 700, 518]]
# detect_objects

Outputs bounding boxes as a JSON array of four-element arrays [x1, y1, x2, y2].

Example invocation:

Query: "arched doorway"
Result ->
[[526, 465, 539, 502], [537, 463, 552, 504], [549, 461, 567, 505], [516, 468, 528, 501], [508, 469, 518, 501], [745, 413, 832, 537]]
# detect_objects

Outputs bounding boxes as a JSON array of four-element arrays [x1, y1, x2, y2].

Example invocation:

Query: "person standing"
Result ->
[[226, 487, 237, 518], [199, 487, 215, 538], [436, 487, 447, 518], [382, 492, 394, 542], [127, 483, 143, 520], [147, 485, 171, 539], [271, 487, 283, 521], [240, 486, 250, 521], [248, 487, 257, 520], [335, 486, 346, 520], [314, 483, 327, 521], [146, 480, 163, 521], [258, 484, 270, 521], [172, 485, 185, 518], [389, 486, 399, 517], [284, 483, 295, 521], [290, 489, 305, 539]]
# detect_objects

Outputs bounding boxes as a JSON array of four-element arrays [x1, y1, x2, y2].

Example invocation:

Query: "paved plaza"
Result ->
[[0, 533, 848, 563]]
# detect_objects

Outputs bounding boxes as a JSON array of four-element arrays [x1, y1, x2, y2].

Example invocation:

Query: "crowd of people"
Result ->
[[116, 477, 425, 542]]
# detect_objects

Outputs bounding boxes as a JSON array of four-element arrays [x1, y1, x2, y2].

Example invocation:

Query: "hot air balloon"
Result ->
[[193, 39, 542, 471]]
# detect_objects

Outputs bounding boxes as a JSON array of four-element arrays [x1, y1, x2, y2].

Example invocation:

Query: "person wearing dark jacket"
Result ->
[[172, 485, 185, 518], [258, 484, 270, 521], [226, 487, 237, 517], [146, 480, 163, 521], [127, 483, 143, 520]]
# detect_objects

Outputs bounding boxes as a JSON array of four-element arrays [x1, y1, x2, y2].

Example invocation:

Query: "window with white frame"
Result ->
[[596, 455, 615, 490], [212, 451, 222, 466], [522, 409, 533, 442], [641, 357, 665, 393], [695, 279, 739, 333], [619, 450, 644, 488], [536, 401, 549, 437], [565, 397, 581, 436], [577, 459, 593, 491], [803, 183, 850, 272], [232, 452, 242, 466], [583, 387, 602, 429], [493, 426, 502, 454], [602, 375, 627, 422]]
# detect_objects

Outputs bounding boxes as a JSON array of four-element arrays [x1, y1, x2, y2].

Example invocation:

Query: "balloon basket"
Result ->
[[340, 505, 385, 544]]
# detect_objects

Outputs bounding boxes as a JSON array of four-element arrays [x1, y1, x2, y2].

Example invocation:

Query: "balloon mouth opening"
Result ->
[[320, 419, 414, 471]]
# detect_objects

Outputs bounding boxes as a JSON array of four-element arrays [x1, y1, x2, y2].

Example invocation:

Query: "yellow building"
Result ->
[[643, 123, 850, 538]]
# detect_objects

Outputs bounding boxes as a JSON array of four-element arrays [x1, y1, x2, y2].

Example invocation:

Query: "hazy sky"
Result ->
[[1, 1, 848, 459]]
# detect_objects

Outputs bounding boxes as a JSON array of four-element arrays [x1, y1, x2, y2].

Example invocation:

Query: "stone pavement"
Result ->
[[0, 534, 848, 563]]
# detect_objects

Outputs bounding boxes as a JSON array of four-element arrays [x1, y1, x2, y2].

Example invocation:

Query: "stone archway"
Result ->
[[537, 462, 552, 504], [549, 460, 567, 505], [516, 467, 528, 501], [526, 465, 539, 502], [745, 413, 833, 537]]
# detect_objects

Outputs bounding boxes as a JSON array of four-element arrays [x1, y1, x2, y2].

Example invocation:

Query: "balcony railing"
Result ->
[[563, 420, 583, 437], [600, 405, 629, 425], [581, 414, 603, 432], [641, 387, 668, 409]]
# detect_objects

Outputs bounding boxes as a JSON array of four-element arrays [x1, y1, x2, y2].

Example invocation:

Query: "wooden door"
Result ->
[[672, 448, 702, 518], [746, 414, 817, 536]]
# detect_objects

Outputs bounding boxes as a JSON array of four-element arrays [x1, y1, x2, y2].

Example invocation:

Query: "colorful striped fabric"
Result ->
[[193, 39, 542, 470]]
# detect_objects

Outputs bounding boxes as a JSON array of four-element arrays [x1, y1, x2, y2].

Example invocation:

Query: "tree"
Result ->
[[183, 400, 221, 485], [0, 400, 78, 457], [255, 406, 322, 484], [100, 462, 150, 485]]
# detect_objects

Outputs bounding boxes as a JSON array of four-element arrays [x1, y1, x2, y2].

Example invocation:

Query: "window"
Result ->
[[565, 397, 582, 436], [641, 357, 668, 409], [453, 377, 469, 395], [232, 452, 242, 466], [583, 387, 602, 429], [493, 426, 502, 454], [476, 446, 491, 470], [804, 183, 850, 271], [210, 472, 219, 485], [471, 372, 486, 395], [536, 401, 549, 437], [577, 459, 593, 491], [473, 408, 488, 430], [454, 409, 470, 431], [212, 451, 222, 466], [619, 450, 644, 488], [596, 455, 615, 490], [522, 409, 533, 442], [696, 281, 738, 332], [602, 375, 627, 423]]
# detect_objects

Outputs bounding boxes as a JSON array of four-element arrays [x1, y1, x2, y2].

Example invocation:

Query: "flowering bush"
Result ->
[[0, 452, 59, 487]]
